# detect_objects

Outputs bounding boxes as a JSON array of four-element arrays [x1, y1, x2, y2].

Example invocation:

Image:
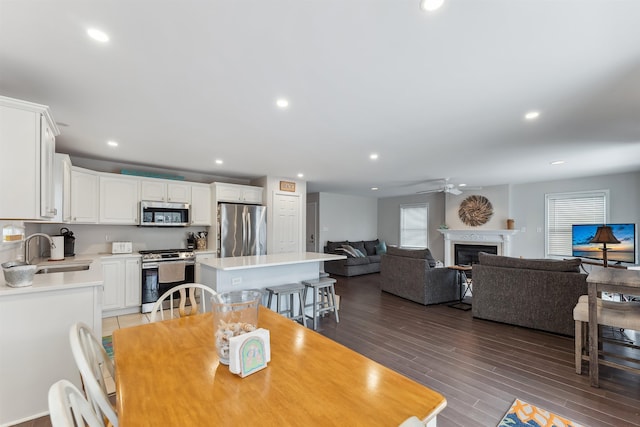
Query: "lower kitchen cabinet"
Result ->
[[102, 256, 141, 316]]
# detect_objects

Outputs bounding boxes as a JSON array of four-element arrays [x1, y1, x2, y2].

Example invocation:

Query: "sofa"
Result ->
[[323, 239, 382, 276], [472, 252, 588, 336], [380, 247, 459, 305]]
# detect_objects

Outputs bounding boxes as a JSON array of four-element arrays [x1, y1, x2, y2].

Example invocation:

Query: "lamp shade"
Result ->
[[589, 225, 620, 244]]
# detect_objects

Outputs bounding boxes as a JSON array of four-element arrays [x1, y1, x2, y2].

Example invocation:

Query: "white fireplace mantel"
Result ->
[[438, 229, 519, 266]]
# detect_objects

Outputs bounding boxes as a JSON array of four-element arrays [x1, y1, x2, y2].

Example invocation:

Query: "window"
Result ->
[[400, 203, 429, 248], [545, 190, 608, 258]]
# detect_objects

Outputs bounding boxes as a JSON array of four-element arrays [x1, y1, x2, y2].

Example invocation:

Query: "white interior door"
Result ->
[[306, 202, 318, 252], [273, 193, 300, 254]]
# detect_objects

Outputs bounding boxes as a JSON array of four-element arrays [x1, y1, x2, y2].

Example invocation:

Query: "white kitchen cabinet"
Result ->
[[0, 273, 102, 425], [101, 258, 122, 311], [99, 175, 140, 224], [53, 153, 72, 223], [141, 179, 191, 203], [0, 95, 60, 220], [102, 255, 142, 316], [40, 118, 56, 218], [213, 182, 263, 204], [71, 167, 99, 223], [124, 257, 141, 307], [191, 183, 212, 226], [195, 251, 216, 283]]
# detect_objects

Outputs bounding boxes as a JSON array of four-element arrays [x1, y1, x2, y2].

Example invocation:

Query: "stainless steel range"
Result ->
[[140, 249, 196, 313]]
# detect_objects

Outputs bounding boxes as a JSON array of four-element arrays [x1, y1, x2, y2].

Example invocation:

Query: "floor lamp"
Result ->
[[589, 225, 620, 268]]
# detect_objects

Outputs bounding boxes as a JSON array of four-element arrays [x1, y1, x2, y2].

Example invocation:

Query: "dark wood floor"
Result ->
[[318, 274, 640, 427], [14, 273, 640, 427]]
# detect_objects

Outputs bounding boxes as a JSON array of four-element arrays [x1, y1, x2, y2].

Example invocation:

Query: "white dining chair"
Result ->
[[69, 322, 118, 427], [48, 379, 104, 427], [149, 283, 218, 322]]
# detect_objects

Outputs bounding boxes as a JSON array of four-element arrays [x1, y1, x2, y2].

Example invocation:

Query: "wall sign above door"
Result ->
[[280, 181, 296, 192]]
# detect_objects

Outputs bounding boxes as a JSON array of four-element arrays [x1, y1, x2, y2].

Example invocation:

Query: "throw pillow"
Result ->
[[334, 248, 354, 258], [340, 244, 360, 258], [354, 248, 366, 258], [375, 240, 387, 254]]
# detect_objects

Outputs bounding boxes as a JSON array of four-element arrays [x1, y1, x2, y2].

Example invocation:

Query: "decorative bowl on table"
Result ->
[[2, 261, 38, 287]]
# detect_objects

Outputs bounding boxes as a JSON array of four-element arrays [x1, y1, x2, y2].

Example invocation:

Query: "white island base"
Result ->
[[199, 252, 346, 303]]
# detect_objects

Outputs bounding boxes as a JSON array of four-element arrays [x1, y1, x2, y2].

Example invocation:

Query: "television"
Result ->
[[571, 223, 636, 265]]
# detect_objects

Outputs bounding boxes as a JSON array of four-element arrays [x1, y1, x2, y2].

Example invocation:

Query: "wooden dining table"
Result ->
[[113, 306, 446, 426]]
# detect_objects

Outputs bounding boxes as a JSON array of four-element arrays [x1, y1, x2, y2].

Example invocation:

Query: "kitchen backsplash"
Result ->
[[38, 223, 209, 254]]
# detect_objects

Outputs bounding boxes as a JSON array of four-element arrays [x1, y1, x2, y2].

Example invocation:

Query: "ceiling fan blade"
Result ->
[[416, 188, 443, 194], [448, 188, 463, 195]]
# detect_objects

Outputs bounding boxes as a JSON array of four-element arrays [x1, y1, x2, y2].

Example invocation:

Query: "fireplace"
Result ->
[[438, 229, 519, 266], [455, 244, 497, 266]]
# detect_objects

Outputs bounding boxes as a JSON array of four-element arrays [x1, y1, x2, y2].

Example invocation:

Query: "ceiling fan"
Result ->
[[416, 178, 479, 196]]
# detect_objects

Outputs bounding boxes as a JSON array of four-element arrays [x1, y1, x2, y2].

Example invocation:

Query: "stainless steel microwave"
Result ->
[[139, 201, 190, 227]]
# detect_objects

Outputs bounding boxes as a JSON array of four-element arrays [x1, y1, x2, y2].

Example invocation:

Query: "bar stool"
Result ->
[[302, 277, 339, 330], [265, 283, 306, 324], [573, 294, 640, 375]]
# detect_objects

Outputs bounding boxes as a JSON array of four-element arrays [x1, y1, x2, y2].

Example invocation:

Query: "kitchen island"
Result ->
[[0, 261, 103, 426], [199, 252, 346, 294]]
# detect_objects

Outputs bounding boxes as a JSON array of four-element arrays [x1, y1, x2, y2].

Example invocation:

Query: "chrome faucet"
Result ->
[[24, 233, 55, 265]]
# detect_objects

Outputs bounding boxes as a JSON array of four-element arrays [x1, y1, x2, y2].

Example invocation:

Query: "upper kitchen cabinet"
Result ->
[[213, 182, 263, 205], [191, 183, 211, 226], [99, 175, 140, 224], [53, 153, 72, 223], [141, 179, 191, 203], [0, 95, 60, 220], [70, 167, 99, 223]]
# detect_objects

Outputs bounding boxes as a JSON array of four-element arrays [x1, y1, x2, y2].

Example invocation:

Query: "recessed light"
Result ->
[[550, 160, 565, 165], [107, 140, 118, 147], [458, 183, 467, 187], [215, 159, 223, 165], [370, 153, 379, 160], [420, 0, 444, 11], [371, 187, 379, 191], [524, 111, 540, 120], [276, 98, 289, 108], [87, 28, 109, 43], [297, 173, 304, 178]]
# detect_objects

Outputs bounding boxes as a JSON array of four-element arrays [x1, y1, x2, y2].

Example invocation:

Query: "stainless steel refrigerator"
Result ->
[[218, 203, 267, 257]]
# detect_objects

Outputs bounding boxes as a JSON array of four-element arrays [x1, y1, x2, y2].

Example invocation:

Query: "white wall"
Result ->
[[510, 171, 640, 259], [445, 184, 511, 230], [377, 192, 446, 261], [318, 193, 378, 250]]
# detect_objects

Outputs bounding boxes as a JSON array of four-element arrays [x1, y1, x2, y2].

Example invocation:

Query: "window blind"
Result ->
[[546, 191, 607, 257], [400, 203, 429, 248]]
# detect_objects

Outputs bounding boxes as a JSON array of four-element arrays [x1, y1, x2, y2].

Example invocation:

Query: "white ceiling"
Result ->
[[2, 0, 640, 198]]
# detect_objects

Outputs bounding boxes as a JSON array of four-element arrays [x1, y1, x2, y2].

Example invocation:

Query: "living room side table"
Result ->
[[586, 268, 640, 387], [447, 265, 472, 311]]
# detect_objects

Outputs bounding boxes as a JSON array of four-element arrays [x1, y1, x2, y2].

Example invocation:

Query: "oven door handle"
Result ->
[[142, 260, 195, 269]]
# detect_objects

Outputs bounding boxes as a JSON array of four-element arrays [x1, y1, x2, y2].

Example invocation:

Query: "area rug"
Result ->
[[497, 399, 584, 427], [102, 335, 114, 360]]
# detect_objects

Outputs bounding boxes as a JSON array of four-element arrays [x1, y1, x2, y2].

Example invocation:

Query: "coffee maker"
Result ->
[[186, 232, 195, 250]]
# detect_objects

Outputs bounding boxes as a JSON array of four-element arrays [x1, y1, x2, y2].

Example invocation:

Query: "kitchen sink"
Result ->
[[36, 265, 91, 274], [35, 261, 92, 274]]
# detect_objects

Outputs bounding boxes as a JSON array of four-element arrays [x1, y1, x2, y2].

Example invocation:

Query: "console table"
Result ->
[[586, 269, 640, 387], [448, 265, 472, 311]]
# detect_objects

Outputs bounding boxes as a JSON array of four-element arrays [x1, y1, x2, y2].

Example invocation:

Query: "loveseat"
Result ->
[[323, 239, 383, 276], [380, 247, 459, 305], [472, 252, 588, 336]]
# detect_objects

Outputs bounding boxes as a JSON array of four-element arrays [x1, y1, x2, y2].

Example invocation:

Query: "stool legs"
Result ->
[[575, 319, 583, 374], [303, 280, 339, 331]]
